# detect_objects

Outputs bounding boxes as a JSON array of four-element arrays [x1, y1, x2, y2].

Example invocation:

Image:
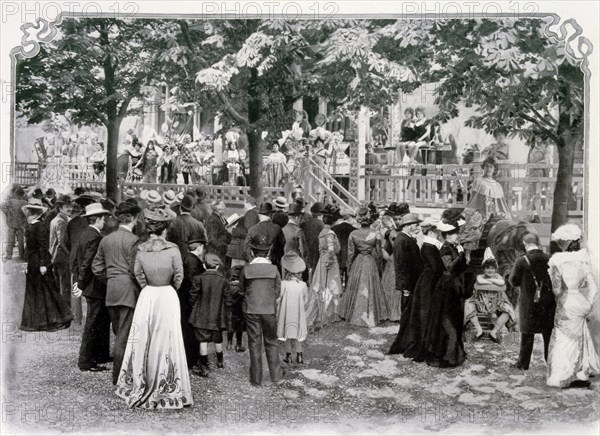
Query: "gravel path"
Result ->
[[1, 259, 599, 434]]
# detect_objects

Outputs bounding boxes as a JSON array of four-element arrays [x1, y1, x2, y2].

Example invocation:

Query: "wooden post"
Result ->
[[357, 106, 368, 202]]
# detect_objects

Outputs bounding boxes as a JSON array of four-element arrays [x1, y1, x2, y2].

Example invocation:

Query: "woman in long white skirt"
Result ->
[[546, 224, 600, 388], [116, 206, 193, 409]]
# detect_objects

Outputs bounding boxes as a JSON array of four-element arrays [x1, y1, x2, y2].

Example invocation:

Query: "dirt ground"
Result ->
[[1, 259, 599, 435]]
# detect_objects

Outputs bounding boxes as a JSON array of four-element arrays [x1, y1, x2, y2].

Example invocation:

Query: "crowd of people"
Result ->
[[1, 178, 599, 410]]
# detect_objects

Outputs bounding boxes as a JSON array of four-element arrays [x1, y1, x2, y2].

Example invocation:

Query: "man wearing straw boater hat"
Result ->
[[73, 202, 112, 372], [92, 201, 141, 385]]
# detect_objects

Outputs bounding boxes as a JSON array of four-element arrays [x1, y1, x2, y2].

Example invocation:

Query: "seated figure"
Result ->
[[464, 248, 516, 343]]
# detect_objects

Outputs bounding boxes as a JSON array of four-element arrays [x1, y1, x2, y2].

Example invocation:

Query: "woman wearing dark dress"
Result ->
[[424, 220, 467, 368], [401, 219, 445, 361], [20, 198, 72, 332]]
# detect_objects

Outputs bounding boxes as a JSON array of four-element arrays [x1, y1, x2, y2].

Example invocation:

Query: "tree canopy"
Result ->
[[16, 17, 587, 228]]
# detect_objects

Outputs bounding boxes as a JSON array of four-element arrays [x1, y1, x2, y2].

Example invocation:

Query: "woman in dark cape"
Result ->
[[402, 219, 445, 361], [20, 199, 72, 332], [424, 221, 467, 367]]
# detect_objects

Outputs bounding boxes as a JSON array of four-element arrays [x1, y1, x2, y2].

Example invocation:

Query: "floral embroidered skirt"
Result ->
[[116, 285, 193, 409]]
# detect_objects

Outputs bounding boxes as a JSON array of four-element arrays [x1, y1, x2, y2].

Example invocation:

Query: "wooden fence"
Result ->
[[362, 162, 585, 222], [11, 160, 585, 223]]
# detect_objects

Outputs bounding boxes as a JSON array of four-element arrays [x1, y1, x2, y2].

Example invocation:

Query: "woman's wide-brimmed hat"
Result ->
[[22, 198, 48, 215], [551, 224, 582, 242], [145, 206, 176, 222], [397, 213, 422, 228], [436, 222, 457, 233], [162, 189, 177, 205], [281, 251, 306, 273], [273, 196, 289, 211], [83, 203, 111, 217]]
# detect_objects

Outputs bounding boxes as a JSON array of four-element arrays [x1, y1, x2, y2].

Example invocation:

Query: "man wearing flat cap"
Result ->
[[243, 202, 285, 269], [167, 194, 208, 258], [49, 195, 74, 312], [74, 203, 112, 372], [92, 201, 141, 385], [390, 213, 424, 353]]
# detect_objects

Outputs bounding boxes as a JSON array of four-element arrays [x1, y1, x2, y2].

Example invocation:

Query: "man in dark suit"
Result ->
[[167, 194, 207, 257], [389, 213, 424, 354], [243, 202, 285, 269], [0, 184, 27, 262], [241, 196, 260, 231], [237, 234, 284, 386], [195, 187, 213, 224], [300, 202, 325, 279], [205, 200, 232, 265], [509, 233, 556, 370], [332, 208, 357, 288], [180, 238, 207, 368], [92, 202, 141, 385], [74, 203, 112, 372]]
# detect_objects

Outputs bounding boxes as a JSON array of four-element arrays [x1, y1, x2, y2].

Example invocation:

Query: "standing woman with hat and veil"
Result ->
[[115, 206, 193, 409], [20, 198, 73, 332]]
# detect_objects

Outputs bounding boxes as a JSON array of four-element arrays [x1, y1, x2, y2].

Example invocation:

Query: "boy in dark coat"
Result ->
[[180, 238, 207, 369], [189, 253, 228, 377], [509, 233, 555, 370], [225, 265, 246, 352]]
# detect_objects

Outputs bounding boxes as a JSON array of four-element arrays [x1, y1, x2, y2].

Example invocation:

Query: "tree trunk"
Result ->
[[105, 118, 122, 201], [551, 133, 575, 232], [247, 68, 263, 199]]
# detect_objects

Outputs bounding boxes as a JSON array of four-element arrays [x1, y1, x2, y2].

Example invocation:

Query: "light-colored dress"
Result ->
[[341, 228, 389, 327], [116, 238, 193, 409], [265, 151, 288, 187], [311, 228, 343, 327], [461, 176, 512, 250], [546, 249, 600, 387], [277, 279, 309, 341]]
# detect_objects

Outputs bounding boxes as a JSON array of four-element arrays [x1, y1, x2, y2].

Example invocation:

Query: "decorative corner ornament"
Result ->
[[10, 16, 62, 62]]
